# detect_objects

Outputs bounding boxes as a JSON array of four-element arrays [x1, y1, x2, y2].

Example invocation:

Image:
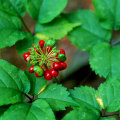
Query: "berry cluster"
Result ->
[[23, 40, 67, 80]]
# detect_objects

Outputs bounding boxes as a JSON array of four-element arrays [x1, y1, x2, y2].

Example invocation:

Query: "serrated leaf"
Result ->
[[38, 83, 78, 111], [0, 11, 26, 49], [92, 0, 120, 30], [90, 42, 120, 79], [0, 99, 55, 120], [36, 17, 80, 39], [70, 86, 101, 111], [96, 79, 120, 112], [100, 118, 116, 120], [62, 107, 100, 120], [0, 59, 30, 106], [16, 34, 39, 56], [25, 69, 47, 95], [0, 0, 27, 17], [66, 10, 111, 51]]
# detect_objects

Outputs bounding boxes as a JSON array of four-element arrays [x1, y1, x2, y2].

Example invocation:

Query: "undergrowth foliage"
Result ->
[[0, 0, 120, 120]]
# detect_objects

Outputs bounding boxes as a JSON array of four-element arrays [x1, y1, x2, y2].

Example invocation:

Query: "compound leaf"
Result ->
[[0, 10, 26, 49], [0, 59, 30, 106], [92, 0, 120, 30], [66, 10, 111, 51], [96, 79, 120, 112], [0, 99, 55, 120], [70, 86, 101, 111], [36, 17, 80, 39], [0, 0, 27, 17], [27, 0, 68, 23], [62, 107, 100, 120], [90, 42, 120, 79], [38, 83, 78, 111]]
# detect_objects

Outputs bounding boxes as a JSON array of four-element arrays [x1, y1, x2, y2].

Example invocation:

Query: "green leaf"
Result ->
[[27, 0, 68, 23], [69, 86, 101, 111], [1, 99, 55, 120], [62, 107, 100, 120], [66, 10, 111, 51], [0, 105, 10, 117], [16, 34, 39, 56], [90, 42, 120, 79], [38, 83, 78, 111], [0, 0, 27, 17], [36, 17, 80, 39], [100, 118, 116, 120], [25, 69, 47, 95], [92, 0, 120, 30], [0, 59, 30, 106], [27, 0, 43, 20], [0, 11, 26, 49], [38, 0, 68, 24], [96, 78, 120, 112]]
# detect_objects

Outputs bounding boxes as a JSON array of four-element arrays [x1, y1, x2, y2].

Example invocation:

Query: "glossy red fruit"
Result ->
[[35, 73, 41, 77], [29, 65, 34, 73], [47, 46, 52, 53], [59, 62, 67, 70], [44, 70, 52, 80], [50, 69, 59, 77], [23, 52, 30, 61], [53, 62, 61, 70], [59, 49, 65, 54], [39, 40, 45, 48]]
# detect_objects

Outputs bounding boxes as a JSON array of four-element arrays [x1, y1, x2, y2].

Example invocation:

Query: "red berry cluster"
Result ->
[[23, 40, 67, 81]]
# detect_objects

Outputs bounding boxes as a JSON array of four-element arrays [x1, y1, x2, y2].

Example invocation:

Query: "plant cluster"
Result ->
[[23, 39, 67, 80], [0, 0, 120, 120]]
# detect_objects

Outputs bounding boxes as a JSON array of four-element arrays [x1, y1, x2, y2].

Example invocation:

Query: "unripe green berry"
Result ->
[[33, 66, 43, 76], [52, 53, 57, 57], [53, 59, 57, 62], [58, 54, 66, 61], [47, 40, 56, 47]]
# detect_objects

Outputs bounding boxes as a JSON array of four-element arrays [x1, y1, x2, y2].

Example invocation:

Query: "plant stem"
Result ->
[[102, 113, 118, 117], [101, 111, 119, 117], [25, 94, 33, 102], [20, 18, 31, 33], [54, 77, 60, 83]]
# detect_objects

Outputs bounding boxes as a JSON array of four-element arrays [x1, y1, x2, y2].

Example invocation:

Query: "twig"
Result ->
[[25, 94, 33, 102]]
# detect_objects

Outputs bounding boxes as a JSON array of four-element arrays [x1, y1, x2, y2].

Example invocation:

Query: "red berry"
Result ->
[[47, 46, 52, 53], [59, 62, 67, 70], [44, 70, 52, 80], [39, 40, 45, 48], [23, 52, 30, 61], [50, 69, 59, 77], [35, 73, 41, 77], [59, 49, 65, 54], [29, 65, 34, 73], [53, 62, 61, 70]]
